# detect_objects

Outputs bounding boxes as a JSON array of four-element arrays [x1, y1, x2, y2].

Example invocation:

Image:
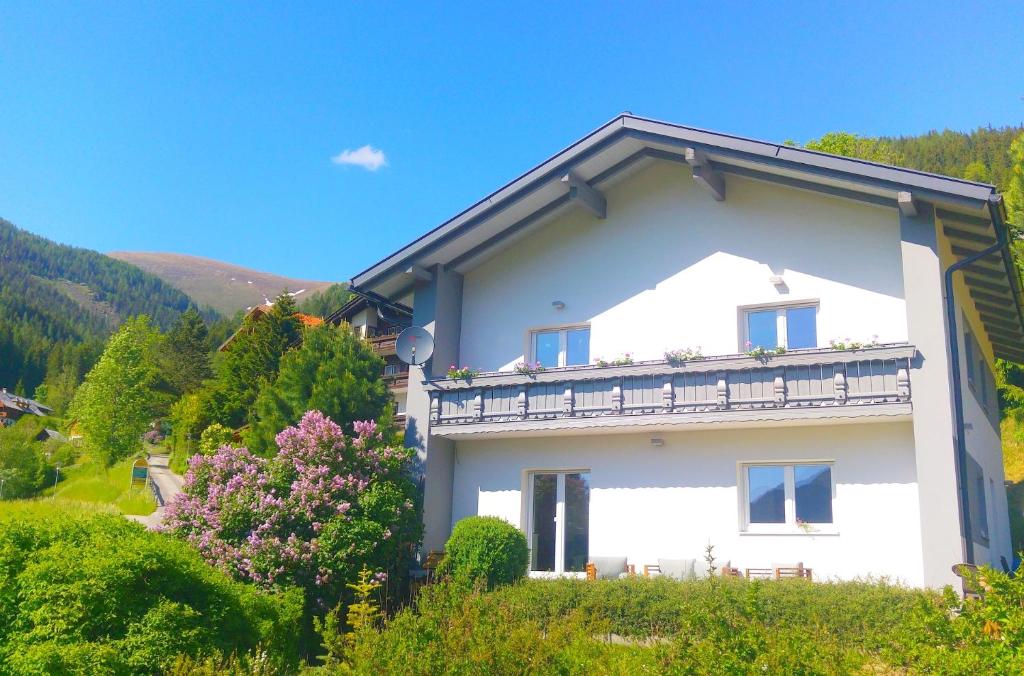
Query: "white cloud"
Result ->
[[331, 144, 387, 171]]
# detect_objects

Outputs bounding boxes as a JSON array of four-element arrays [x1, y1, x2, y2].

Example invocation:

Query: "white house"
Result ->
[[347, 115, 1021, 589]]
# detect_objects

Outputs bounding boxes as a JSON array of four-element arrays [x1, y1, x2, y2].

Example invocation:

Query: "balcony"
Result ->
[[368, 333, 399, 356], [383, 370, 410, 390], [427, 344, 915, 437]]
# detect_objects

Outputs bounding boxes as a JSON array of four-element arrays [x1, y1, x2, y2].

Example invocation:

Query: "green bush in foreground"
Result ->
[[441, 516, 529, 589], [330, 575, 1022, 674], [0, 507, 303, 675]]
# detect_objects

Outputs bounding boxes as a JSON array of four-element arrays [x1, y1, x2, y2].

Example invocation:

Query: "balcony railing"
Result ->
[[427, 344, 915, 430], [369, 334, 399, 355], [383, 371, 409, 390]]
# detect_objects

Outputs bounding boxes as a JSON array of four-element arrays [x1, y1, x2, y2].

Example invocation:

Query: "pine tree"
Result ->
[[160, 307, 212, 396], [212, 292, 301, 429], [1006, 132, 1024, 233], [246, 323, 391, 455]]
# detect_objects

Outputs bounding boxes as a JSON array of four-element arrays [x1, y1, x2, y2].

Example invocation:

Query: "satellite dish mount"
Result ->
[[396, 326, 435, 366]]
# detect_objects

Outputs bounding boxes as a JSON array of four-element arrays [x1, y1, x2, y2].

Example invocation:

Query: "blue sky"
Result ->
[[2, 2, 1022, 282]]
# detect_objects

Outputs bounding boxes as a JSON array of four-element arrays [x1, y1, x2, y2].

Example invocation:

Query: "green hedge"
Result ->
[[0, 505, 303, 674], [442, 516, 529, 588], [333, 575, 1021, 673]]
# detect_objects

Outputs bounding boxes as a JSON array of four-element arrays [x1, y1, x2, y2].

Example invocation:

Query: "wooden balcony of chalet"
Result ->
[[383, 369, 409, 390], [367, 329, 400, 356], [426, 344, 916, 437]]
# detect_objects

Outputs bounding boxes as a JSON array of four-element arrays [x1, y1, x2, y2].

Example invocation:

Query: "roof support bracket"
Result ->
[[898, 192, 918, 217], [405, 265, 433, 283], [684, 148, 725, 201], [561, 171, 606, 219]]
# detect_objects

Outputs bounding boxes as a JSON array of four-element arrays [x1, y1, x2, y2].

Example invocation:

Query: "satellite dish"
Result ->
[[396, 326, 434, 366]]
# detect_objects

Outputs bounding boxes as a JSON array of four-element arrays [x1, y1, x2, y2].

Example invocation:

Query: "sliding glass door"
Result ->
[[529, 471, 590, 573]]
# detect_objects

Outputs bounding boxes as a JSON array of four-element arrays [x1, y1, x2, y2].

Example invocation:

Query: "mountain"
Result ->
[[0, 218, 200, 397], [108, 252, 337, 316]]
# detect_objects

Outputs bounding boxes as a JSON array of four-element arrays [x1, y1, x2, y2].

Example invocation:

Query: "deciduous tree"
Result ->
[[69, 316, 161, 465]]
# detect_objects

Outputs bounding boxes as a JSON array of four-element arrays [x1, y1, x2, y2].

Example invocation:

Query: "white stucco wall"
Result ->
[[451, 421, 925, 586], [459, 162, 908, 371]]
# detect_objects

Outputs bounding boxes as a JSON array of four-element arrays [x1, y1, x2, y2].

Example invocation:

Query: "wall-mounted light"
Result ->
[[769, 275, 785, 287], [552, 301, 566, 310], [650, 438, 664, 447]]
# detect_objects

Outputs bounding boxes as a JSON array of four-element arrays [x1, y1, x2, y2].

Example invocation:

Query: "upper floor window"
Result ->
[[743, 303, 818, 351], [532, 326, 590, 368], [743, 462, 834, 532], [964, 327, 977, 388]]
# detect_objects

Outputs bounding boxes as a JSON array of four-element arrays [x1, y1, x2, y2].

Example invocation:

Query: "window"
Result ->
[[532, 327, 590, 368], [529, 471, 590, 573], [977, 474, 990, 541], [743, 463, 834, 532], [964, 328, 976, 388], [742, 304, 817, 351], [383, 363, 399, 376]]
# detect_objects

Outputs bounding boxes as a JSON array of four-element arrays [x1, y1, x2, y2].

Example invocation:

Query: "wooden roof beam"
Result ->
[[685, 148, 725, 201], [561, 170, 606, 219]]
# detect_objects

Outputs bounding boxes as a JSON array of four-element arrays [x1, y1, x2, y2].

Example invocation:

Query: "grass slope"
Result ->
[[30, 455, 158, 516], [109, 251, 336, 316]]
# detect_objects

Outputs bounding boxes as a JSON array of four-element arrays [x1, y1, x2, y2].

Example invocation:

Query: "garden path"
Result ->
[[126, 454, 182, 529]]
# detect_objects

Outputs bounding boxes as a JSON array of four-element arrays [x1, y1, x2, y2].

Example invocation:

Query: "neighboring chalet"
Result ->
[[217, 303, 324, 352], [347, 114, 1022, 589], [325, 290, 413, 423], [0, 388, 54, 427]]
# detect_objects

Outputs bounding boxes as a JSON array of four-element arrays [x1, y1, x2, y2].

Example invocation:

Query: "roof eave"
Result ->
[[351, 115, 1002, 293]]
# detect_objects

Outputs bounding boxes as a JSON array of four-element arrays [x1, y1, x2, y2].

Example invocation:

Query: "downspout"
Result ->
[[943, 195, 1010, 565]]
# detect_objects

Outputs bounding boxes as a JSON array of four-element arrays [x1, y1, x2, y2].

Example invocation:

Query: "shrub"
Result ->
[[327, 575, 1024, 673], [442, 516, 529, 588], [165, 410, 421, 618], [0, 417, 49, 499], [0, 506, 302, 674], [198, 423, 234, 454]]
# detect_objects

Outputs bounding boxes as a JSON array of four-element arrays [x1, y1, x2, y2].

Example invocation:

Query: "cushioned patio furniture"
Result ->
[[586, 557, 635, 580], [643, 558, 735, 579]]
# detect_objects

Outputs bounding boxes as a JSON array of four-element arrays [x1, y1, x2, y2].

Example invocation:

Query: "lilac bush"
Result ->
[[164, 410, 420, 610]]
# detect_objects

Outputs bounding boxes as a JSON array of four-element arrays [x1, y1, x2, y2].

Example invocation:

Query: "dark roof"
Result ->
[[325, 288, 412, 326], [0, 389, 53, 416]]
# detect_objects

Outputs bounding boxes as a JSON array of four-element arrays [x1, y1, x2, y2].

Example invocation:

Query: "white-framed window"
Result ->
[[741, 462, 835, 533], [531, 326, 590, 368], [964, 327, 977, 389], [977, 474, 990, 541], [383, 363, 399, 376], [741, 303, 818, 351], [527, 470, 590, 573]]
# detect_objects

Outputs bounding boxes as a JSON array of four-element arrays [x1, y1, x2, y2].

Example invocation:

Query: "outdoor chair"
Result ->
[[586, 557, 635, 580], [952, 563, 984, 600], [423, 549, 445, 583]]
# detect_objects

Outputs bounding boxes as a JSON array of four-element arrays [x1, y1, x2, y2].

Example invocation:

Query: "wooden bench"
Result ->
[[745, 563, 813, 581], [643, 563, 742, 578]]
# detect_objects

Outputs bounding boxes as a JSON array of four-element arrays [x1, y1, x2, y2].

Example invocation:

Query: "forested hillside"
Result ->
[[0, 219, 208, 401], [883, 126, 1024, 190]]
